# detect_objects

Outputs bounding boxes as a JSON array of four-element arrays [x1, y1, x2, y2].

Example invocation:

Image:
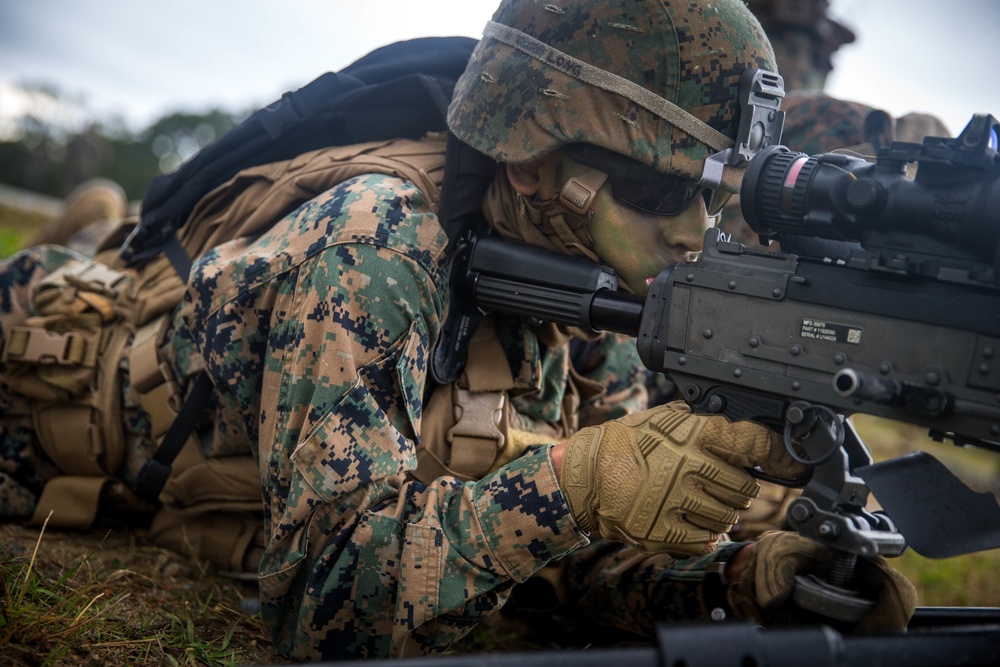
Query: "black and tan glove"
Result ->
[[558, 401, 804, 557], [728, 530, 917, 632]]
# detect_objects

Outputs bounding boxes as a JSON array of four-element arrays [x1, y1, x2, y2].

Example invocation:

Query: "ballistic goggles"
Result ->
[[563, 143, 732, 217]]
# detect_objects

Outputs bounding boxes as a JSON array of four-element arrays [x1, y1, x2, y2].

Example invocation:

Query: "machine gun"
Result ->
[[451, 114, 1000, 625]]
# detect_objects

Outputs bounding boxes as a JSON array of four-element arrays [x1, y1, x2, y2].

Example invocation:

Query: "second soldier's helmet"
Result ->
[[447, 0, 777, 195]]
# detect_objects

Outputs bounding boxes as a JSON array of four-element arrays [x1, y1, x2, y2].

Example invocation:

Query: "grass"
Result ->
[[0, 227, 24, 258], [852, 414, 1000, 607], [0, 200, 49, 258], [161, 616, 240, 667], [0, 519, 281, 666], [1, 516, 124, 665]]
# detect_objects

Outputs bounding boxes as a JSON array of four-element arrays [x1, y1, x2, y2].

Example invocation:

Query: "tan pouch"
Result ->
[[148, 437, 265, 572], [29, 321, 131, 478], [28, 476, 154, 529], [2, 313, 104, 402], [148, 506, 266, 573]]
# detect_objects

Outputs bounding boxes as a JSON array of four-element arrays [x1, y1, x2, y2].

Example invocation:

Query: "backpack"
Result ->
[[120, 36, 477, 502], [14, 38, 477, 569]]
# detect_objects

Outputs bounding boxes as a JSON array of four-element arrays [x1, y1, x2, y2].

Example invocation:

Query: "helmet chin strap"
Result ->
[[558, 166, 608, 216], [534, 165, 608, 263]]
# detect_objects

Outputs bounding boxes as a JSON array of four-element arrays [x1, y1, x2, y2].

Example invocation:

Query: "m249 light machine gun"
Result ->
[[451, 114, 1000, 630]]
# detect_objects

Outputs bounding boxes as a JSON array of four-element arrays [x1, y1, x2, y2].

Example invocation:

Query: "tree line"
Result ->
[[0, 107, 243, 202]]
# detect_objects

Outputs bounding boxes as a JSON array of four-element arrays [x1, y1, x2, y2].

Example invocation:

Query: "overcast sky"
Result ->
[[0, 0, 997, 139]]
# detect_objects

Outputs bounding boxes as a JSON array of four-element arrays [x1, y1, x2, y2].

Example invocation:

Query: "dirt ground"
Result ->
[[2, 431, 999, 666], [0, 521, 569, 665], [1, 521, 288, 666]]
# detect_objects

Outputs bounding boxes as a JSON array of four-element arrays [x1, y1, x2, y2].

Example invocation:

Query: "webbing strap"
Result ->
[[128, 316, 182, 440], [163, 234, 193, 282], [37, 258, 131, 298], [134, 370, 213, 501], [2, 327, 96, 367]]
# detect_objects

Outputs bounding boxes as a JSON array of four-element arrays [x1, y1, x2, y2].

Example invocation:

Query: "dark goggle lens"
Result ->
[[566, 144, 727, 217], [617, 170, 704, 216], [703, 188, 733, 217]]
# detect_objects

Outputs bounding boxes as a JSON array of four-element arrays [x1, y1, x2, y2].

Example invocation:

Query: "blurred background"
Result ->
[[0, 0, 998, 606], [1, 0, 998, 206]]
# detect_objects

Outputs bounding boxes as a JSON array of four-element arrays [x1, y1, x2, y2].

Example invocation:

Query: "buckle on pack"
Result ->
[[1, 327, 97, 366], [447, 388, 506, 477], [38, 259, 131, 298]]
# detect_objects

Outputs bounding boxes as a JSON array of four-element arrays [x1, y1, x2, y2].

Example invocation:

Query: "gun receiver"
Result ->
[[457, 114, 1000, 621]]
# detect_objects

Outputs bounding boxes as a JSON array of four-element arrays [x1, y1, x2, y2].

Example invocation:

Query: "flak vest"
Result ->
[[1, 133, 582, 571]]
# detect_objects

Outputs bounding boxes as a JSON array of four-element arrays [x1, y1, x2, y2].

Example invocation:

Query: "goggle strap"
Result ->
[[559, 167, 608, 216]]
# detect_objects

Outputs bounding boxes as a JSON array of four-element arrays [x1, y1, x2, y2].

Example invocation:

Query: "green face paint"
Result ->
[[588, 180, 712, 296]]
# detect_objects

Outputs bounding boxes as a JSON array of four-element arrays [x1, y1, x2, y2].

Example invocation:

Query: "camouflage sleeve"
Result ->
[[575, 332, 650, 427], [562, 539, 748, 635], [178, 174, 587, 660]]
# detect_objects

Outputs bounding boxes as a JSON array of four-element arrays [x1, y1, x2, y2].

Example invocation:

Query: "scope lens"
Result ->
[[780, 156, 810, 214], [990, 126, 999, 152], [740, 145, 826, 238]]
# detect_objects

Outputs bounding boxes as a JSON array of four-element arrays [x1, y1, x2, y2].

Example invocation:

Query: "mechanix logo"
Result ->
[[800, 318, 863, 345], [565, 433, 594, 487]]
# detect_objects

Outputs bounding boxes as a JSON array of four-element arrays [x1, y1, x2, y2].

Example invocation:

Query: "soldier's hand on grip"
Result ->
[[558, 401, 799, 557], [728, 530, 917, 633]]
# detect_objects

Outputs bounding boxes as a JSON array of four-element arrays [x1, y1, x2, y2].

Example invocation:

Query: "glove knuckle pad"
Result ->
[[647, 408, 703, 448], [680, 495, 739, 531]]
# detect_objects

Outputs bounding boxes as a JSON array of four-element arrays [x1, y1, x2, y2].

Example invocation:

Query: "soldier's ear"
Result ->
[[506, 160, 542, 196]]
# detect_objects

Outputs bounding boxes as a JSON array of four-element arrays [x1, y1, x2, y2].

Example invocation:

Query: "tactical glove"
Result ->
[[728, 530, 917, 632], [558, 401, 803, 557]]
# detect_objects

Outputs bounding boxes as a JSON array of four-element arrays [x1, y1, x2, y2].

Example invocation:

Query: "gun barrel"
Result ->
[[474, 277, 643, 335], [589, 291, 643, 336], [469, 236, 644, 335]]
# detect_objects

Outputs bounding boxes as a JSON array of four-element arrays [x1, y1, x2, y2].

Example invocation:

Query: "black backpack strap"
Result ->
[[429, 134, 499, 385], [161, 234, 193, 282], [134, 371, 214, 502]]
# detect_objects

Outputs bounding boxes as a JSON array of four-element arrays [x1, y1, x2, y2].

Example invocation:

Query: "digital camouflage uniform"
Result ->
[[1, 0, 792, 660], [0, 169, 744, 660], [161, 166, 746, 658]]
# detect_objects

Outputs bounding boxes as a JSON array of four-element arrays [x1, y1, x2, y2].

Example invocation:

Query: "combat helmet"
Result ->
[[447, 0, 778, 195]]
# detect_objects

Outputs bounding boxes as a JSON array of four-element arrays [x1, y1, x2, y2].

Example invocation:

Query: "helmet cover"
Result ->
[[448, 0, 777, 193]]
